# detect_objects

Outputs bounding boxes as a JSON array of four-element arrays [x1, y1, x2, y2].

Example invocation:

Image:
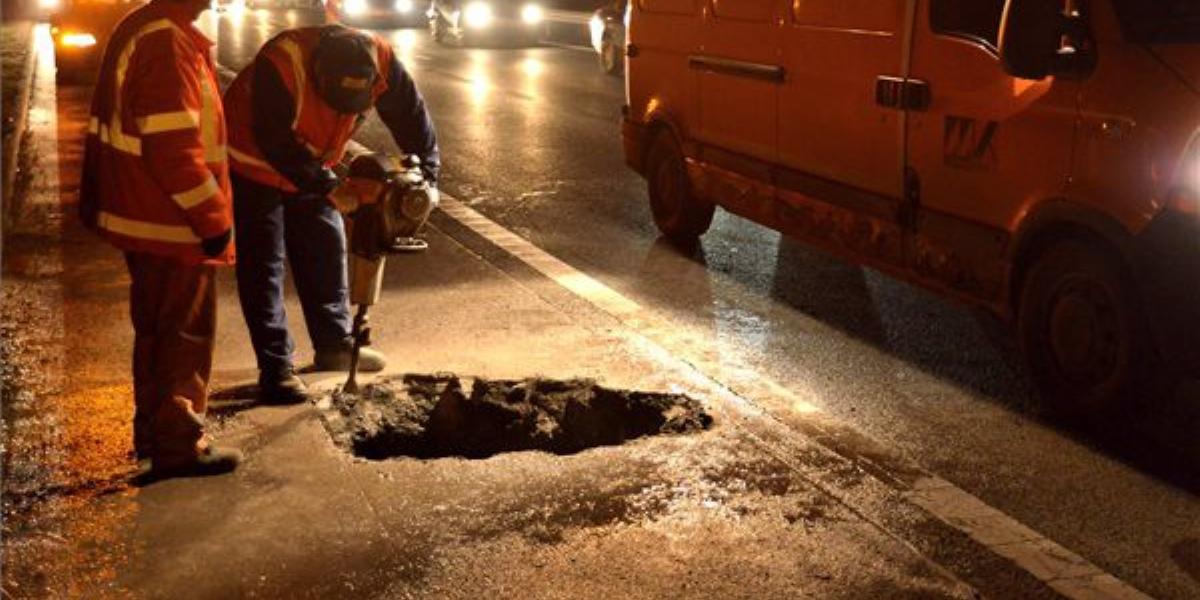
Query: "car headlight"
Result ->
[[463, 1, 492, 27], [1166, 143, 1200, 217], [344, 0, 368, 15], [521, 3, 543, 24], [394, 0, 413, 12], [60, 32, 97, 47]]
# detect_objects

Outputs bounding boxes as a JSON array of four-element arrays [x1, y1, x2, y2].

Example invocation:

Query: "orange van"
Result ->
[[622, 0, 1199, 415]]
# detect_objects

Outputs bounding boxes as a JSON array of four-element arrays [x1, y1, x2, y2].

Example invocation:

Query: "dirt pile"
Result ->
[[323, 374, 713, 459]]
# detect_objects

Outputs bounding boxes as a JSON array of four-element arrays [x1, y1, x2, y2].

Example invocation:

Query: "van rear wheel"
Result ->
[[1017, 239, 1147, 419], [646, 131, 714, 245]]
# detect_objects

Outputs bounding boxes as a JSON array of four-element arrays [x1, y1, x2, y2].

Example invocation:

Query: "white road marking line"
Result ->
[[433, 194, 1154, 600]]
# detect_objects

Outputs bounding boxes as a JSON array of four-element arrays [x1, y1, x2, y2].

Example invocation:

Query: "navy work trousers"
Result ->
[[232, 173, 351, 378]]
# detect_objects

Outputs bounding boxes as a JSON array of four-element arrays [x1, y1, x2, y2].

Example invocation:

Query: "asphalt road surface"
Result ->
[[204, 8, 1198, 598]]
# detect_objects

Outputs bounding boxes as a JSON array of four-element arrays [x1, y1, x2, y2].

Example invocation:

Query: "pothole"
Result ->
[[320, 374, 714, 459]]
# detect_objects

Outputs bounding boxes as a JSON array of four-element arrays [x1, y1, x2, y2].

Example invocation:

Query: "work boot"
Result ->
[[258, 370, 311, 405], [313, 345, 387, 373], [149, 445, 242, 480]]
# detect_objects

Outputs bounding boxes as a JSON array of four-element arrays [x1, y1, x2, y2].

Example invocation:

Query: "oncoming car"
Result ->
[[589, 0, 625, 75], [428, 0, 545, 46], [49, 0, 142, 83], [326, 0, 430, 27]]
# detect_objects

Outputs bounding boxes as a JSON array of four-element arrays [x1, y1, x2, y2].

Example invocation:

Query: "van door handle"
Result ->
[[689, 55, 786, 83], [875, 76, 931, 111]]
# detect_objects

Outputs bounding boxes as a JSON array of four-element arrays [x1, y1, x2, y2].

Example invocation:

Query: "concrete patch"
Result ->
[[321, 374, 714, 459]]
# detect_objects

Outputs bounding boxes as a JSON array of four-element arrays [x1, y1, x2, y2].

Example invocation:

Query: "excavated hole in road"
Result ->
[[322, 374, 714, 459]]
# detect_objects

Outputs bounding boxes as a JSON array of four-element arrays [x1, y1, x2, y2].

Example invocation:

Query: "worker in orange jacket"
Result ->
[[224, 24, 438, 404], [79, 0, 241, 478]]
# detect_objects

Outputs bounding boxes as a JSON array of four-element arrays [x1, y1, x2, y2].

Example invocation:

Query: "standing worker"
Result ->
[[79, 0, 241, 477], [224, 25, 439, 405]]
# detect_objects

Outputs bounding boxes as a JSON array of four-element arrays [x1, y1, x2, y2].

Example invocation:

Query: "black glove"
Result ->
[[201, 229, 232, 258], [301, 167, 340, 198]]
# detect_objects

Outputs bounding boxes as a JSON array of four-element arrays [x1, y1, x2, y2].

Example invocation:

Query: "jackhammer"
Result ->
[[332, 151, 439, 394]]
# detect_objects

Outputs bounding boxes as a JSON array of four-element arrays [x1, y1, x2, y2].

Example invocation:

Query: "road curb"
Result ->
[[2, 21, 39, 228]]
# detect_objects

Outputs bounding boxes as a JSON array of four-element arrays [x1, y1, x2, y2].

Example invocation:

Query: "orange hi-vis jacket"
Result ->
[[224, 27, 392, 193], [79, 0, 232, 265]]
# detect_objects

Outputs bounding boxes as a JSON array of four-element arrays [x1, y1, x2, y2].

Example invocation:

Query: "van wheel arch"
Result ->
[[1008, 202, 1140, 315]]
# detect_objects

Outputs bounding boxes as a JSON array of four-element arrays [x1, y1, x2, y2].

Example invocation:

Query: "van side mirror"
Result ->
[[998, 0, 1064, 80]]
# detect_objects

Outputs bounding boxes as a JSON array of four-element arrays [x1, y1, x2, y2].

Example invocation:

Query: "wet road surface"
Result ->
[[199, 8, 1199, 598]]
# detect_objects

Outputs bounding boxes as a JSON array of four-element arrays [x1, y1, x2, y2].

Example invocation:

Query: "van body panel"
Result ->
[[778, 0, 910, 199], [1070, 43, 1200, 234], [627, 0, 703, 146], [693, 0, 781, 162], [907, 1, 1078, 230]]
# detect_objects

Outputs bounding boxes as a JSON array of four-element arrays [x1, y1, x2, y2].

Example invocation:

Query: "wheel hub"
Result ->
[[1047, 278, 1120, 385]]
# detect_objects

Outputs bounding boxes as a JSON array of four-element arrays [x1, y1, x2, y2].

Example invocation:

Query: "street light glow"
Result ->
[[463, 2, 493, 28]]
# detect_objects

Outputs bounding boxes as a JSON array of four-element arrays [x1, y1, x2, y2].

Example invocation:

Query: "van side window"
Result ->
[[929, 0, 1006, 49], [639, 0, 696, 16]]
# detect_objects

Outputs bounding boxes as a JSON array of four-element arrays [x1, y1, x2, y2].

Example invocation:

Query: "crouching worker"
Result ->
[[224, 25, 439, 404], [79, 0, 241, 477]]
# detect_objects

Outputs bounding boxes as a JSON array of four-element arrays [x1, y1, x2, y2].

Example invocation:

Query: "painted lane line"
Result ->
[[432, 194, 1153, 600]]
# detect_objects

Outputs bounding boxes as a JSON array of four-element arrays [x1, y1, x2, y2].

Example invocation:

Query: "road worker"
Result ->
[[224, 24, 439, 404], [79, 0, 241, 477]]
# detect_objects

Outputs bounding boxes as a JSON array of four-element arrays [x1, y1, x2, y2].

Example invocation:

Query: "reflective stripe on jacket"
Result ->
[[79, 0, 232, 265], [224, 26, 392, 192]]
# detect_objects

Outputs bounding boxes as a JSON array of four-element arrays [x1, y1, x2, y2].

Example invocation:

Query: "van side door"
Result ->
[[775, 0, 912, 267], [905, 0, 1078, 303], [778, 0, 911, 199], [692, 0, 783, 163]]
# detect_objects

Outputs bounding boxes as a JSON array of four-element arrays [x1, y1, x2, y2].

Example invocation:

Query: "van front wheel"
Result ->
[[1017, 239, 1147, 419], [646, 132, 714, 245]]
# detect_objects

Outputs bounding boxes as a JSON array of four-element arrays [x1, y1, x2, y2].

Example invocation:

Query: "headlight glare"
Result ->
[[521, 3, 543, 24], [463, 1, 493, 27], [589, 14, 604, 49]]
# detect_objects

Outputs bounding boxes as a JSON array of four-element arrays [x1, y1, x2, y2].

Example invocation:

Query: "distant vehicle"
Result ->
[[624, 0, 1200, 417], [49, 0, 142, 83], [427, 0, 545, 46], [588, 0, 624, 75], [245, 0, 321, 8], [325, 0, 430, 27]]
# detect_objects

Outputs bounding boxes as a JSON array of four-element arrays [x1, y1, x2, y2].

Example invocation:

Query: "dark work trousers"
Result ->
[[232, 172, 352, 379], [126, 252, 215, 465]]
